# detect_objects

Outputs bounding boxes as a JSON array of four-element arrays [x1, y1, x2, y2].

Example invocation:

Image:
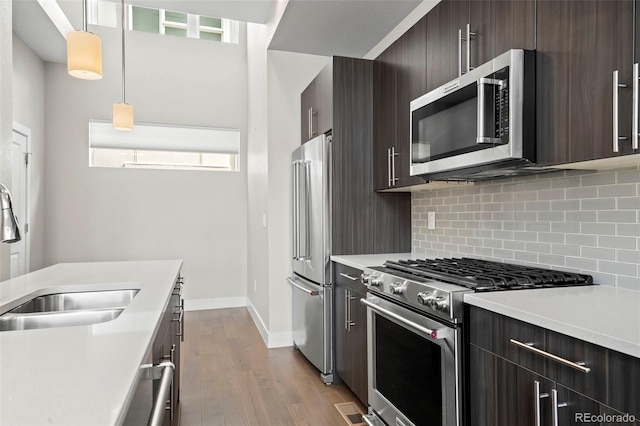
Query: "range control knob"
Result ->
[[417, 291, 433, 305], [369, 277, 383, 287], [360, 274, 372, 285], [417, 292, 449, 311], [389, 282, 406, 295]]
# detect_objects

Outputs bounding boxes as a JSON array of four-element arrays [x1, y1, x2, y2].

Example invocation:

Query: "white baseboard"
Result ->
[[246, 298, 293, 349], [184, 296, 247, 311]]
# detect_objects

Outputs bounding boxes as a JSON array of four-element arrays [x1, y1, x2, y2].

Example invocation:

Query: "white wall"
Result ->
[[0, 1, 13, 281], [44, 23, 249, 306], [12, 34, 46, 272], [265, 50, 329, 340], [246, 23, 270, 331], [246, 21, 329, 347]]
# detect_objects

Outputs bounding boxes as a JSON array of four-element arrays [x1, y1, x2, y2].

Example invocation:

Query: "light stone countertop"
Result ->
[[0, 260, 183, 426], [330, 253, 413, 270], [464, 285, 640, 359]]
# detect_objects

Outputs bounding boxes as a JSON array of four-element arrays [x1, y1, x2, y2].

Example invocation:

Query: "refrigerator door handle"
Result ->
[[292, 161, 299, 260], [299, 161, 311, 261]]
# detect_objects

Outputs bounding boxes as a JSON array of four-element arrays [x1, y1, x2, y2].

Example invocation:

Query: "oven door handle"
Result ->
[[360, 298, 448, 340]]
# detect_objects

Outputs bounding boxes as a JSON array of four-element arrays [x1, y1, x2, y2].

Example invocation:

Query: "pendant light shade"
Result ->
[[113, 103, 134, 130], [67, 0, 103, 80], [113, 0, 134, 130]]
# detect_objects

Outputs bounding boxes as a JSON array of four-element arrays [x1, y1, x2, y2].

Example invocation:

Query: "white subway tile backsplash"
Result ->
[[538, 254, 565, 266], [616, 169, 640, 184], [412, 167, 640, 288], [617, 276, 640, 290], [598, 184, 636, 198], [580, 223, 616, 235], [598, 260, 637, 277], [566, 234, 597, 246], [539, 232, 565, 244], [618, 197, 640, 209], [582, 172, 616, 186], [598, 210, 636, 223], [598, 235, 636, 250]]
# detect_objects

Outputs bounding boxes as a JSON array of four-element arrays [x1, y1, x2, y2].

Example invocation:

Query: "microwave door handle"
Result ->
[[476, 77, 505, 144]]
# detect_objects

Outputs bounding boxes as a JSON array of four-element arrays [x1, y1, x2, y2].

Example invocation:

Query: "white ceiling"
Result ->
[[12, 0, 423, 64], [268, 0, 422, 57]]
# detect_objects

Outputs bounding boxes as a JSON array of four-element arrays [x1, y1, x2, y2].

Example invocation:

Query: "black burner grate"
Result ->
[[384, 258, 594, 291]]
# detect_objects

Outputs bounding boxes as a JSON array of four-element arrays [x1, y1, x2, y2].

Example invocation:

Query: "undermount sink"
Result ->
[[7, 289, 139, 314], [0, 309, 124, 331], [0, 289, 140, 331]]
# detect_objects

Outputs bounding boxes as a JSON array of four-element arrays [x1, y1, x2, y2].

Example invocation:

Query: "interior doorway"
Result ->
[[10, 123, 30, 278]]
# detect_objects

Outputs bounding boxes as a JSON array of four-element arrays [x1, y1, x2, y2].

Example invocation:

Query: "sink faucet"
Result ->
[[0, 184, 21, 243]]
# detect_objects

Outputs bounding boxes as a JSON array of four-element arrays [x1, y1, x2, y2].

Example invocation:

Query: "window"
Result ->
[[88, 0, 239, 43], [128, 5, 239, 43], [88, 121, 240, 172]]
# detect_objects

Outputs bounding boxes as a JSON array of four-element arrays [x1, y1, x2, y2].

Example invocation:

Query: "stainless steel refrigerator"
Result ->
[[287, 134, 334, 384]]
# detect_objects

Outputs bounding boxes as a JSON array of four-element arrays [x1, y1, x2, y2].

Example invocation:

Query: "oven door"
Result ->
[[362, 293, 462, 426]]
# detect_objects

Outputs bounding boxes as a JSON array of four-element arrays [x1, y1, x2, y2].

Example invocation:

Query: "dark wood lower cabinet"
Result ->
[[468, 306, 640, 426], [469, 344, 553, 426], [334, 263, 368, 406]]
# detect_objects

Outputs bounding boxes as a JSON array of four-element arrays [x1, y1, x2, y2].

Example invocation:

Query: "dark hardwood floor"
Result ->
[[180, 308, 366, 426]]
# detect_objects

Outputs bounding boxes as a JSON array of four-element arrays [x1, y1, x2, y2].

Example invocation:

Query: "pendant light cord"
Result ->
[[82, 0, 87, 31], [121, 0, 126, 104]]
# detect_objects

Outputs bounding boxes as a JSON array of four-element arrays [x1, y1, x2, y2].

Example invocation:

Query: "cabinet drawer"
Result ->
[[333, 262, 366, 293], [469, 306, 546, 376], [547, 329, 640, 419]]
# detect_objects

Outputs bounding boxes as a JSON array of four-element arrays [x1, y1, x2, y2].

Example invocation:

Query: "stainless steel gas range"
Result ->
[[359, 257, 594, 426]]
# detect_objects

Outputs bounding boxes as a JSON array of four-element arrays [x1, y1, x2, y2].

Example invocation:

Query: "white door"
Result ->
[[10, 129, 29, 278]]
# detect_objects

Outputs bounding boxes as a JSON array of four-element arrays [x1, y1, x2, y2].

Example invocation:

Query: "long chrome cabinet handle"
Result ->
[[361, 298, 446, 339], [634, 63, 639, 150], [339, 273, 359, 281], [613, 70, 629, 153], [466, 24, 475, 73], [534, 380, 549, 426], [387, 148, 392, 187], [346, 290, 352, 331], [308, 108, 312, 140], [287, 277, 319, 296], [458, 28, 463, 77], [510, 339, 591, 373], [147, 361, 175, 426], [344, 289, 349, 330], [551, 389, 568, 426], [391, 147, 398, 185]]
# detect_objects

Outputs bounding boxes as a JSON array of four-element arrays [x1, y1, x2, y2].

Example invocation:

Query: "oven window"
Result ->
[[375, 315, 442, 426]]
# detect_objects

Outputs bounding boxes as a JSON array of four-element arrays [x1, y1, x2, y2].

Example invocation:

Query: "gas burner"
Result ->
[[384, 257, 593, 292]]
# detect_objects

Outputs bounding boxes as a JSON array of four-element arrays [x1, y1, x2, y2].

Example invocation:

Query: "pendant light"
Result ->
[[113, 0, 134, 130], [67, 0, 103, 80]]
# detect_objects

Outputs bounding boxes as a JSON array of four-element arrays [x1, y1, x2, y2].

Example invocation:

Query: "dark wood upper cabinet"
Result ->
[[536, 0, 635, 165], [300, 57, 412, 256], [469, 0, 536, 68], [301, 63, 333, 144], [373, 17, 427, 191], [426, 0, 469, 92]]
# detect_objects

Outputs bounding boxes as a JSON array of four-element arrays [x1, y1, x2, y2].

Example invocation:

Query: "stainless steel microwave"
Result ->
[[410, 49, 536, 181]]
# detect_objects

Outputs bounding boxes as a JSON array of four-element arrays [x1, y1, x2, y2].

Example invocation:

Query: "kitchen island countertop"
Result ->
[[0, 260, 182, 425], [464, 285, 640, 359]]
